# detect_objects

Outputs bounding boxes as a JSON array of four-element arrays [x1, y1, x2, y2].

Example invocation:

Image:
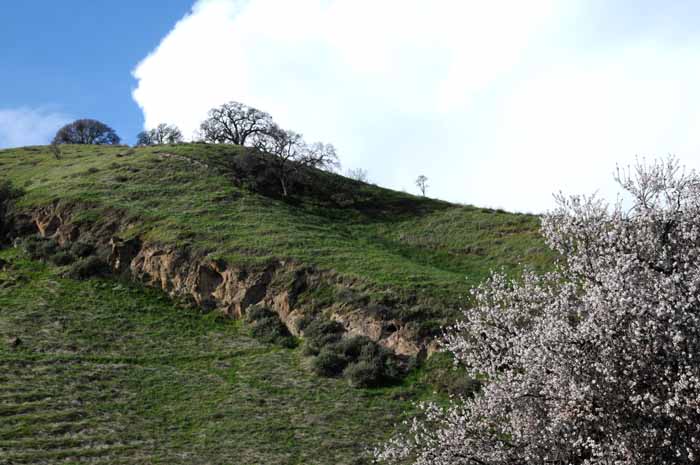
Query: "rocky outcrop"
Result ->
[[330, 309, 423, 356], [26, 202, 432, 357]]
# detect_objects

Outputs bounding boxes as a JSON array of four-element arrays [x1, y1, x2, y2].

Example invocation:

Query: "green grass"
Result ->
[[0, 144, 548, 462], [0, 144, 552, 314], [0, 247, 446, 464]]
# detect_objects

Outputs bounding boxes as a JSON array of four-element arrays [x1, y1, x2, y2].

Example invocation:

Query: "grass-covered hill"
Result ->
[[0, 143, 552, 463], [0, 144, 551, 309]]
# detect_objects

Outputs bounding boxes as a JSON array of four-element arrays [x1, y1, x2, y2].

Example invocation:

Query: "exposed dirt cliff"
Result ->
[[26, 201, 433, 357]]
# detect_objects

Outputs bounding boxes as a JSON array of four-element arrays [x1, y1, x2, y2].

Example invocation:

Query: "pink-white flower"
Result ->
[[376, 157, 700, 465]]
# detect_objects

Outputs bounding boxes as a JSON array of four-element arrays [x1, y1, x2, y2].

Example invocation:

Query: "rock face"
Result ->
[[27, 202, 430, 357]]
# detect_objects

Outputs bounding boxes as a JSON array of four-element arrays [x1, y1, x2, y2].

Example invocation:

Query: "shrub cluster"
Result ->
[[245, 305, 297, 348], [302, 315, 404, 388], [20, 236, 107, 279], [67, 255, 109, 280], [301, 317, 345, 355], [70, 241, 96, 258], [50, 251, 75, 266], [0, 180, 24, 244], [21, 236, 59, 260], [0, 180, 23, 204]]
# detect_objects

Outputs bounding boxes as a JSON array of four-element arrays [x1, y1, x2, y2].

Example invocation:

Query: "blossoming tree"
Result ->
[[377, 158, 700, 465]]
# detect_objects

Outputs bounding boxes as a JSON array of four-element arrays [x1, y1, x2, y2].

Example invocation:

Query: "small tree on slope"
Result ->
[[376, 157, 700, 465], [252, 126, 339, 196]]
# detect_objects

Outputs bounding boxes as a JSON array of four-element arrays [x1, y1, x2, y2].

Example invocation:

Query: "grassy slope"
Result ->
[[0, 246, 443, 464], [0, 144, 551, 463], [0, 144, 552, 310]]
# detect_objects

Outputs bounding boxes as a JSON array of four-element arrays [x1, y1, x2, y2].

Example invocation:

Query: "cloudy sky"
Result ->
[[0, 1, 192, 150], [4, 1, 700, 212]]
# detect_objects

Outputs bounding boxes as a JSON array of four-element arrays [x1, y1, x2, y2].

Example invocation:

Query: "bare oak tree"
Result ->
[[137, 123, 184, 146], [253, 126, 339, 196], [199, 101, 274, 146], [52, 119, 120, 145]]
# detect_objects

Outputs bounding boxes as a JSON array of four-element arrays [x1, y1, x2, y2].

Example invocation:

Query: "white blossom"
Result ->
[[376, 157, 700, 465]]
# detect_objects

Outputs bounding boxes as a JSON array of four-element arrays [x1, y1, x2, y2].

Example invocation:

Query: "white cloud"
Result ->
[[459, 44, 700, 211], [0, 107, 70, 149], [132, 0, 700, 212]]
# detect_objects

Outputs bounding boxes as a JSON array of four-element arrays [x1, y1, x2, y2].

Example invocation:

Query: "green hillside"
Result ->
[[0, 143, 552, 463], [0, 246, 434, 464], [0, 144, 550, 309]]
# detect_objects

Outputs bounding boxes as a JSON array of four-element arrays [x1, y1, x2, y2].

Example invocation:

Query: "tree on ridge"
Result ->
[[199, 101, 274, 146], [252, 125, 339, 196], [52, 119, 120, 145], [137, 123, 184, 146], [415, 175, 428, 196]]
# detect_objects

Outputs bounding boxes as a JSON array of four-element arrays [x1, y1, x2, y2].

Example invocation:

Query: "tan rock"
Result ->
[[29, 203, 434, 358]]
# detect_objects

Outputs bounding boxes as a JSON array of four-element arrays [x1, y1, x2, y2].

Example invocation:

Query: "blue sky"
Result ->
[[1, 1, 192, 145], [3, 1, 700, 212]]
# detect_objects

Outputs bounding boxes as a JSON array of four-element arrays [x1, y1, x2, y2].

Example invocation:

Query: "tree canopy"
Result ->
[[137, 123, 183, 146], [252, 126, 339, 196], [197, 100, 340, 196], [52, 119, 120, 145], [199, 101, 274, 146]]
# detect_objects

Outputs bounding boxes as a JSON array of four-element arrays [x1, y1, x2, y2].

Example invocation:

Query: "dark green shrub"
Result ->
[[295, 313, 315, 332], [0, 180, 23, 204], [245, 305, 296, 348], [304, 318, 344, 342], [22, 236, 58, 260], [302, 318, 345, 355], [378, 353, 403, 383], [70, 241, 96, 258], [50, 251, 75, 266], [245, 305, 276, 322], [339, 340, 402, 388], [361, 342, 402, 381], [343, 360, 384, 388], [358, 338, 384, 359], [329, 335, 375, 360], [38, 239, 59, 258], [312, 348, 348, 377], [68, 256, 109, 280], [20, 236, 42, 257], [301, 317, 405, 386], [0, 179, 24, 242], [251, 319, 296, 348]]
